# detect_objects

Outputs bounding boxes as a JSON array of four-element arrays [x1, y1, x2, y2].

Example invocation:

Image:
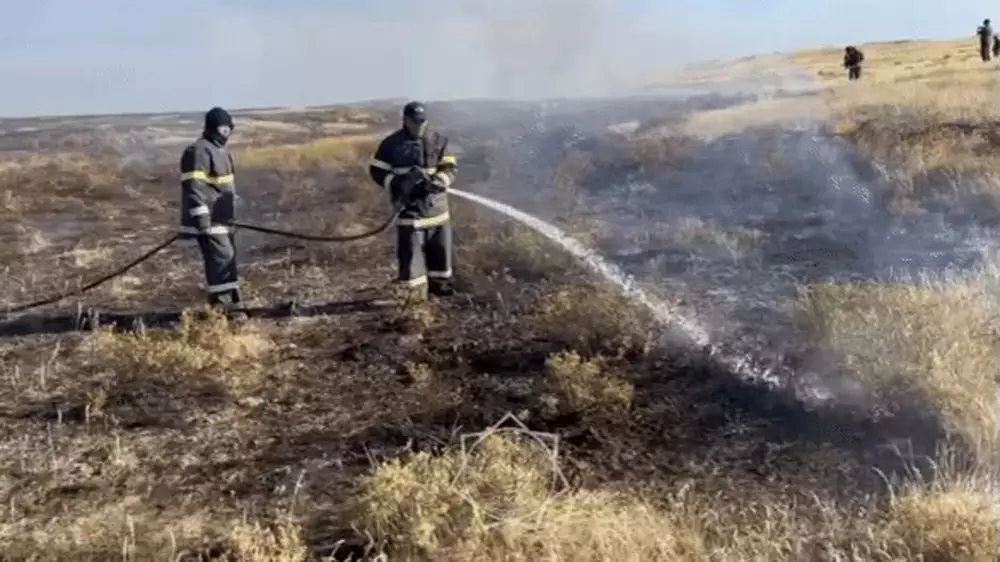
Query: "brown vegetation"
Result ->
[[0, 35, 996, 562]]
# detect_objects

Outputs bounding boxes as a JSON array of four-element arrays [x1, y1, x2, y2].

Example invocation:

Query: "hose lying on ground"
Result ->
[[3, 234, 181, 314], [2, 208, 403, 315]]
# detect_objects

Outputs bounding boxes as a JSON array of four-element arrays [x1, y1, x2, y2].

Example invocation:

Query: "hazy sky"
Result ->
[[1, 0, 994, 117]]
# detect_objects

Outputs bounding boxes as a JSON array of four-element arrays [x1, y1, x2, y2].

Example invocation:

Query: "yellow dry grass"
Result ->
[[0, 153, 123, 215], [345, 430, 1000, 562], [545, 351, 633, 414], [83, 306, 274, 397], [235, 133, 380, 171], [6, 36, 1000, 562], [537, 284, 655, 357], [796, 281, 998, 454], [0, 498, 309, 562], [794, 38, 999, 193], [883, 465, 1000, 562]]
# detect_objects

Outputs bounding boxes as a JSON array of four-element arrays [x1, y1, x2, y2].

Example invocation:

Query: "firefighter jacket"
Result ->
[[978, 24, 994, 44], [844, 47, 864, 67], [368, 128, 457, 229], [179, 137, 237, 237]]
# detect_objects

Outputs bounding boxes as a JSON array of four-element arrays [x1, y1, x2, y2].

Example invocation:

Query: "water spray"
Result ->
[[448, 187, 711, 350]]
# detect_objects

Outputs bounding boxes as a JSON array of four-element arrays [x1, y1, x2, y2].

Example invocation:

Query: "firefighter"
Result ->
[[179, 106, 242, 309], [368, 101, 458, 300], [844, 46, 864, 80], [993, 32, 999, 58], [977, 19, 993, 61]]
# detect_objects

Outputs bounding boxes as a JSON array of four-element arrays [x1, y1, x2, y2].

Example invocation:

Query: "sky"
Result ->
[[1, 0, 995, 117]]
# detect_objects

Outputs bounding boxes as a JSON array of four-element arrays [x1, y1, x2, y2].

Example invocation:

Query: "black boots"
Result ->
[[207, 289, 246, 320], [428, 280, 454, 298]]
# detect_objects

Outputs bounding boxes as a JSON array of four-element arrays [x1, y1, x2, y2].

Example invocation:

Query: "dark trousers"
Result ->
[[847, 65, 862, 80], [396, 223, 452, 288], [196, 232, 240, 302], [981, 44, 991, 61]]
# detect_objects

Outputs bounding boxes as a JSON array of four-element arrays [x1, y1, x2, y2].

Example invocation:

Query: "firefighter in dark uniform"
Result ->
[[977, 19, 993, 61], [368, 101, 458, 300], [179, 106, 242, 308], [843, 46, 864, 80]]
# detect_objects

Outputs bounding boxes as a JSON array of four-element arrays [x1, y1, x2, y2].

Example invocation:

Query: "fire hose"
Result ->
[[2, 207, 403, 315]]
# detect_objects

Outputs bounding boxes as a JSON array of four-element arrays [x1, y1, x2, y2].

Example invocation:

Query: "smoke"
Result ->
[[0, 0, 997, 116], [213, 0, 717, 106], [0, 0, 792, 116]]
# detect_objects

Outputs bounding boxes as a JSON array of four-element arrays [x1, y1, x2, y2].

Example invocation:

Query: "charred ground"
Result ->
[[0, 39, 997, 561]]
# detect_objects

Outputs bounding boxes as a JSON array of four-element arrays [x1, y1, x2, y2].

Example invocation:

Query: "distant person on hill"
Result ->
[[993, 32, 999, 58], [977, 19, 993, 61], [843, 46, 864, 80]]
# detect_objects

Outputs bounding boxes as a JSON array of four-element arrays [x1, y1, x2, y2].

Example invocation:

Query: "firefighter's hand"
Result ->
[[427, 179, 448, 194], [410, 181, 429, 200], [391, 175, 415, 202], [406, 167, 429, 184]]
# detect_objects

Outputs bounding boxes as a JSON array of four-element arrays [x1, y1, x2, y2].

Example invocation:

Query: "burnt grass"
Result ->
[[0, 98, 959, 556]]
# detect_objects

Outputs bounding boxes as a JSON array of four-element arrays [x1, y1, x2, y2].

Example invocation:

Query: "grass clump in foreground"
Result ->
[[796, 280, 997, 453], [883, 464, 999, 562], [345, 430, 708, 561], [2, 499, 309, 562], [84, 306, 274, 396], [344, 429, 999, 561]]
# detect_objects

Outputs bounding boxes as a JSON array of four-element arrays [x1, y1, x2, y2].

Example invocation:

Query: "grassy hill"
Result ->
[[0, 37, 996, 561]]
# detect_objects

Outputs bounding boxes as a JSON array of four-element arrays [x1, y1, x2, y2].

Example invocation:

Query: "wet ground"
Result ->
[[436, 95, 1000, 401]]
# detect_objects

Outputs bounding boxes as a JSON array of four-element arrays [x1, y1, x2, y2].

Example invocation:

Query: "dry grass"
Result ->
[[793, 38, 1000, 208], [344, 430, 708, 561], [536, 284, 655, 357], [82, 306, 274, 397], [345, 429, 1000, 562], [882, 462, 1000, 562], [796, 280, 998, 453], [455, 219, 580, 284], [0, 153, 124, 215], [236, 133, 380, 171], [1, 502, 309, 562], [545, 351, 633, 414], [3, 39, 1000, 562]]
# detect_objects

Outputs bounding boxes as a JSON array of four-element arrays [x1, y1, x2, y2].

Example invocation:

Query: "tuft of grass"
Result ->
[[0, 500, 220, 561], [403, 361, 435, 388], [537, 284, 654, 357], [220, 518, 309, 562], [84, 306, 274, 396], [796, 281, 997, 452], [545, 351, 632, 414], [345, 430, 708, 561], [454, 219, 580, 284], [394, 299, 440, 333], [884, 473, 999, 562]]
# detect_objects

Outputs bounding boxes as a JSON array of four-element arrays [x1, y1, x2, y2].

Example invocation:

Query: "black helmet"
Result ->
[[986, 18, 991, 25], [205, 106, 234, 131], [402, 101, 427, 123]]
